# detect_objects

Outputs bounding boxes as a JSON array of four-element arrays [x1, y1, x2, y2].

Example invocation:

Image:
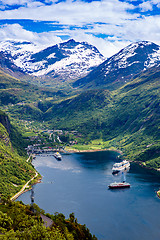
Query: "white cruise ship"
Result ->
[[53, 152, 62, 161], [112, 160, 130, 174]]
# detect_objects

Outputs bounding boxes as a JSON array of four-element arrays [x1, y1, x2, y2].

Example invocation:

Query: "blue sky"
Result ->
[[0, 0, 160, 57]]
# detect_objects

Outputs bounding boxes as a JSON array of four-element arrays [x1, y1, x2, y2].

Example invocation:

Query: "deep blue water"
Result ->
[[17, 151, 160, 240]]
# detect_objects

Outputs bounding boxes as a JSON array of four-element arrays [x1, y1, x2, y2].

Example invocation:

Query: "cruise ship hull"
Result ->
[[108, 182, 130, 189]]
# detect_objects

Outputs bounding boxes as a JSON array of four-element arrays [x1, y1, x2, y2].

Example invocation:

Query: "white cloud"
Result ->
[[124, 15, 160, 43], [26, 1, 45, 8], [0, 0, 29, 5], [0, 24, 62, 50], [0, 0, 45, 8], [0, 1, 160, 58], [139, 1, 153, 12], [72, 32, 131, 58], [0, 0, 136, 25], [151, 0, 160, 8], [151, 0, 160, 5], [139, 0, 160, 11]]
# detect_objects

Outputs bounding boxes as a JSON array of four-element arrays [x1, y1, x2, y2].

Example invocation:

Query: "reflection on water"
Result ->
[[34, 155, 81, 171], [17, 151, 160, 240]]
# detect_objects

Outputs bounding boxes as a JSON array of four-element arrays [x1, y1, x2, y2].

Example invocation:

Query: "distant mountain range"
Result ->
[[73, 41, 160, 90], [1, 39, 160, 90], [0, 39, 105, 83]]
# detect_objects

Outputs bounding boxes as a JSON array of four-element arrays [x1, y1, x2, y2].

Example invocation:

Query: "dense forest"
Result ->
[[0, 199, 97, 239]]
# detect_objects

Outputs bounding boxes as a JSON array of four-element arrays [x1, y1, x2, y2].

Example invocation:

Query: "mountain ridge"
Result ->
[[1, 39, 160, 90]]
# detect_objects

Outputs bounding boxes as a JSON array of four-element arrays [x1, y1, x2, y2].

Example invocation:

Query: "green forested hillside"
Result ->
[[42, 66, 160, 169], [0, 70, 67, 106], [44, 89, 112, 134], [0, 110, 36, 198]]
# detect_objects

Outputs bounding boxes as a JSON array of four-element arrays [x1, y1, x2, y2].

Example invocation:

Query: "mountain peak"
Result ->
[[0, 39, 105, 85], [73, 40, 160, 90], [66, 39, 77, 44], [123, 41, 159, 53], [59, 39, 80, 49]]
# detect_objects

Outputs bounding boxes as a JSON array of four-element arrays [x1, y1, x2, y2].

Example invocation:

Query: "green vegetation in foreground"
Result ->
[[0, 110, 37, 198], [0, 200, 97, 240]]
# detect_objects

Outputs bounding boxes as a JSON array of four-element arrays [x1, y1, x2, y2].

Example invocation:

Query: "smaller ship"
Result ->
[[53, 152, 62, 161], [108, 182, 130, 189], [112, 160, 130, 174], [108, 172, 130, 189]]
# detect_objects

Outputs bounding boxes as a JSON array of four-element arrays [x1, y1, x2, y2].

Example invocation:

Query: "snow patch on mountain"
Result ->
[[144, 48, 160, 68], [0, 40, 46, 73], [101, 41, 160, 77], [47, 53, 56, 59], [0, 40, 42, 57]]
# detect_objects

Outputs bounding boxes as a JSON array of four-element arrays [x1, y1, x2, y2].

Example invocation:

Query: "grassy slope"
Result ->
[[0, 69, 70, 126], [0, 69, 67, 106]]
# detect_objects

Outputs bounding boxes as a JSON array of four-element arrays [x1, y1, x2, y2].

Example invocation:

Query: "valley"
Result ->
[[0, 39, 160, 173], [2, 65, 159, 170], [0, 38, 160, 239]]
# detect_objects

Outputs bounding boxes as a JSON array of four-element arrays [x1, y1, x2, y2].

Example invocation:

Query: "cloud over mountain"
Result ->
[[0, 1, 160, 58]]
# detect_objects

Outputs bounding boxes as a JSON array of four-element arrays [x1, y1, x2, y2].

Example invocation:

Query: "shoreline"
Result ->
[[65, 147, 123, 154], [157, 190, 160, 199], [11, 178, 42, 201], [11, 148, 121, 201], [10, 171, 41, 201]]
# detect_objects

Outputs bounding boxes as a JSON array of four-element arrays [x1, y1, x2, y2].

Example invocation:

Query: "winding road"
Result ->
[[10, 171, 38, 201]]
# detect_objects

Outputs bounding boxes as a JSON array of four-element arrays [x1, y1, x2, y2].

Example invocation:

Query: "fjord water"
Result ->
[[17, 151, 160, 240]]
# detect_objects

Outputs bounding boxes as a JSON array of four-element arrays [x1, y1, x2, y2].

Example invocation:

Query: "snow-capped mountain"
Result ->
[[73, 41, 160, 89], [0, 39, 105, 82]]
